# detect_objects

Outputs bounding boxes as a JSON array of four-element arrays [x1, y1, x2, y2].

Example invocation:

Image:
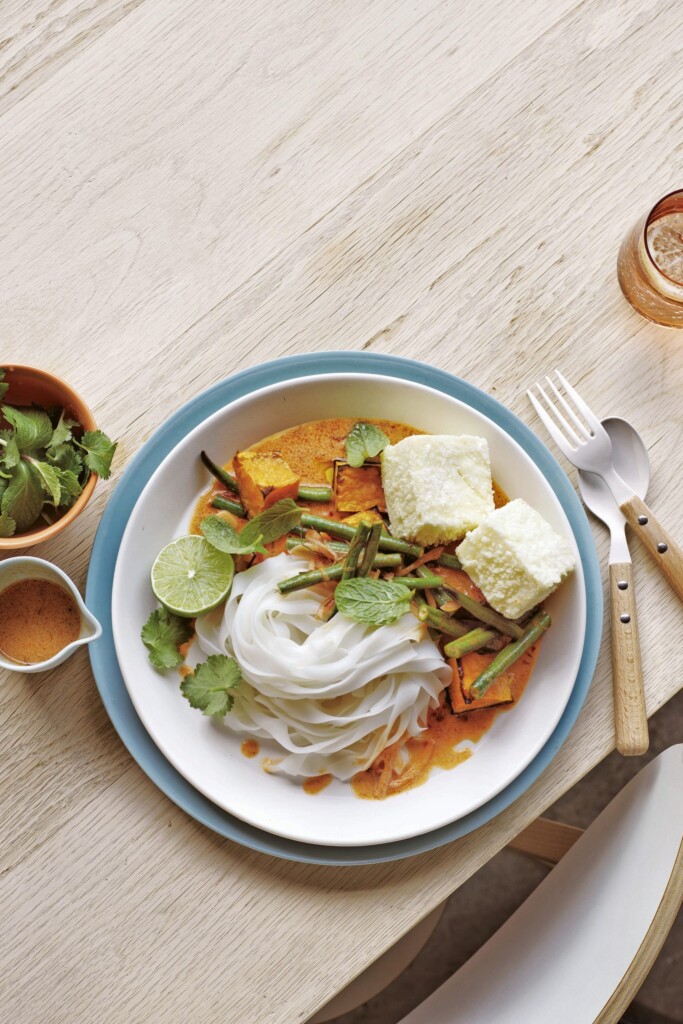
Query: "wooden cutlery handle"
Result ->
[[609, 563, 648, 757], [620, 495, 683, 603]]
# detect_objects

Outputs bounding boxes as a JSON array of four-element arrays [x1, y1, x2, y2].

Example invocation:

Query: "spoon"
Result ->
[[577, 418, 650, 756]]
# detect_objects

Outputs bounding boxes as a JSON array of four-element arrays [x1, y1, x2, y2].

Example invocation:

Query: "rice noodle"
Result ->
[[195, 553, 451, 780]]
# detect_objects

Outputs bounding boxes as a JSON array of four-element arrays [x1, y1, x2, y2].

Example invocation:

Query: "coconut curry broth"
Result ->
[[189, 417, 538, 798]]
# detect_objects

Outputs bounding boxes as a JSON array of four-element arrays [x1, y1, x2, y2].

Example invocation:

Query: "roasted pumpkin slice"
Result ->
[[448, 651, 514, 713], [341, 509, 385, 528], [233, 450, 300, 516], [334, 461, 387, 513], [432, 565, 485, 603]]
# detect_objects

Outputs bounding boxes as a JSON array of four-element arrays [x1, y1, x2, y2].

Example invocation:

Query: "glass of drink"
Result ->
[[617, 189, 683, 327]]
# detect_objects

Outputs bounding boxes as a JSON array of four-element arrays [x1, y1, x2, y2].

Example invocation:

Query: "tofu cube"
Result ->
[[233, 451, 300, 517], [457, 499, 576, 619], [381, 434, 494, 545]]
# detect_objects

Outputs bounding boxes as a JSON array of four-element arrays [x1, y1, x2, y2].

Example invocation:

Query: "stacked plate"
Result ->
[[87, 353, 602, 865]]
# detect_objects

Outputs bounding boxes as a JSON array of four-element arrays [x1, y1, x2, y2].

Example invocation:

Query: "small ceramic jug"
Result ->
[[0, 556, 102, 673]]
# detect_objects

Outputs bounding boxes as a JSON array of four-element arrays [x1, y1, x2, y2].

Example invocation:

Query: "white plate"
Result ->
[[112, 373, 585, 847]]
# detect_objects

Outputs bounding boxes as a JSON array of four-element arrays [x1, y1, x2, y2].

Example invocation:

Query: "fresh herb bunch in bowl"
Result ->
[[0, 365, 117, 550]]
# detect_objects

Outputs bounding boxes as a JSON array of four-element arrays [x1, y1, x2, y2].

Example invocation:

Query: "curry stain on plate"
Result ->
[[303, 773, 333, 795]]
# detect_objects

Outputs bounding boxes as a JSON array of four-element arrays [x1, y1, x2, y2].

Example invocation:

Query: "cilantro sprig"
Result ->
[[180, 655, 242, 717], [141, 607, 194, 671], [141, 606, 242, 717], [0, 368, 117, 536]]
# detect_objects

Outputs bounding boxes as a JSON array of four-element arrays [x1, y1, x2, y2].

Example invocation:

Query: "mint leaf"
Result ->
[[53, 468, 82, 508], [335, 576, 411, 625], [141, 607, 193, 671], [241, 498, 302, 547], [0, 513, 15, 537], [1, 405, 52, 453], [1, 462, 44, 531], [0, 430, 20, 471], [0, 370, 7, 403], [47, 442, 83, 476], [200, 514, 267, 556], [76, 430, 117, 479], [25, 457, 61, 506], [48, 410, 79, 452], [180, 654, 241, 717], [345, 422, 389, 468]]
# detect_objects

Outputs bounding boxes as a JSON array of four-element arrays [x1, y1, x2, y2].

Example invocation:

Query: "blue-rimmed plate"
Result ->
[[87, 352, 601, 864]]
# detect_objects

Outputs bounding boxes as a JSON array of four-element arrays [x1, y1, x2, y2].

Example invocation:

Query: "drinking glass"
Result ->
[[617, 189, 683, 328]]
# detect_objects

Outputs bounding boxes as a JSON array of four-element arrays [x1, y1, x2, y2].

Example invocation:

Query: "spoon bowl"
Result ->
[[578, 417, 650, 525]]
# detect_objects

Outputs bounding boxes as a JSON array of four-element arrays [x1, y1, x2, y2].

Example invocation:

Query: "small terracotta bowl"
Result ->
[[0, 365, 98, 551]]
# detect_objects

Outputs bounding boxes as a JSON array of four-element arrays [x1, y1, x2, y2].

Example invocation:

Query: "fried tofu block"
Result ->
[[334, 462, 387, 513], [457, 498, 575, 619], [381, 434, 494, 545], [233, 450, 300, 516], [448, 651, 514, 713]]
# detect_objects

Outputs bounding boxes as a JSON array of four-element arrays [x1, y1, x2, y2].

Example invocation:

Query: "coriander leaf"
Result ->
[[75, 429, 117, 479], [180, 654, 241, 717], [1, 405, 53, 453], [25, 457, 61, 506], [200, 514, 267, 556], [335, 576, 411, 625], [53, 468, 82, 508], [0, 369, 7, 403], [0, 430, 20, 471], [1, 461, 44, 531], [0, 513, 15, 537], [345, 422, 390, 468], [47, 441, 83, 476], [241, 498, 302, 547], [48, 410, 79, 452], [141, 607, 194, 671]]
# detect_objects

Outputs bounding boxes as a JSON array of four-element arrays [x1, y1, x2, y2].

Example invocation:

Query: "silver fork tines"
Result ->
[[526, 371, 630, 499]]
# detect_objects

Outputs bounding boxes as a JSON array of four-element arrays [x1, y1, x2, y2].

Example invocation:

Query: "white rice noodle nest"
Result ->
[[195, 553, 450, 780]]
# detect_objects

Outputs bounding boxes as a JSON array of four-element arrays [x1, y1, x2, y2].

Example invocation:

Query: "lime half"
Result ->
[[151, 536, 234, 617]]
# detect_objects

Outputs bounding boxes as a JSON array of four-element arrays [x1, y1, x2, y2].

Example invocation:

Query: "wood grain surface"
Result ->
[[1, 1, 682, 1022]]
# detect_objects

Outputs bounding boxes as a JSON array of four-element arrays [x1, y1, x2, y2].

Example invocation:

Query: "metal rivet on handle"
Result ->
[[657, 542, 668, 553], [618, 580, 628, 590], [637, 515, 648, 525], [620, 613, 631, 624]]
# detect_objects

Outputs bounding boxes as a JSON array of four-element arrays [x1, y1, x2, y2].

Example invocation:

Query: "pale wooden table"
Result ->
[[1, 2, 682, 1021]]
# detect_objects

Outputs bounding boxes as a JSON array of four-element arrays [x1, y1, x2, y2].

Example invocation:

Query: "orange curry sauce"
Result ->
[[0, 578, 80, 664], [189, 418, 545, 799]]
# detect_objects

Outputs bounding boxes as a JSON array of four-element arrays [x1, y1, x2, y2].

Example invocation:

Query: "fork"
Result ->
[[528, 371, 683, 604]]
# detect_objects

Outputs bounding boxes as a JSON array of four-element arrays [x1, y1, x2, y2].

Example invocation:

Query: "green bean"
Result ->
[[297, 484, 333, 503], [277, 552, 401, 594], [443, 627, 498, 659], [300, 513, 422, 558], [417, 605, 470, 639], [441, 588, 524, 640], [394, 574, 443, 590], [201, 451, 240, 493], [470, 612, 551, 698], [211, 494, 246, 517], [357, 522, 383, 577]]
